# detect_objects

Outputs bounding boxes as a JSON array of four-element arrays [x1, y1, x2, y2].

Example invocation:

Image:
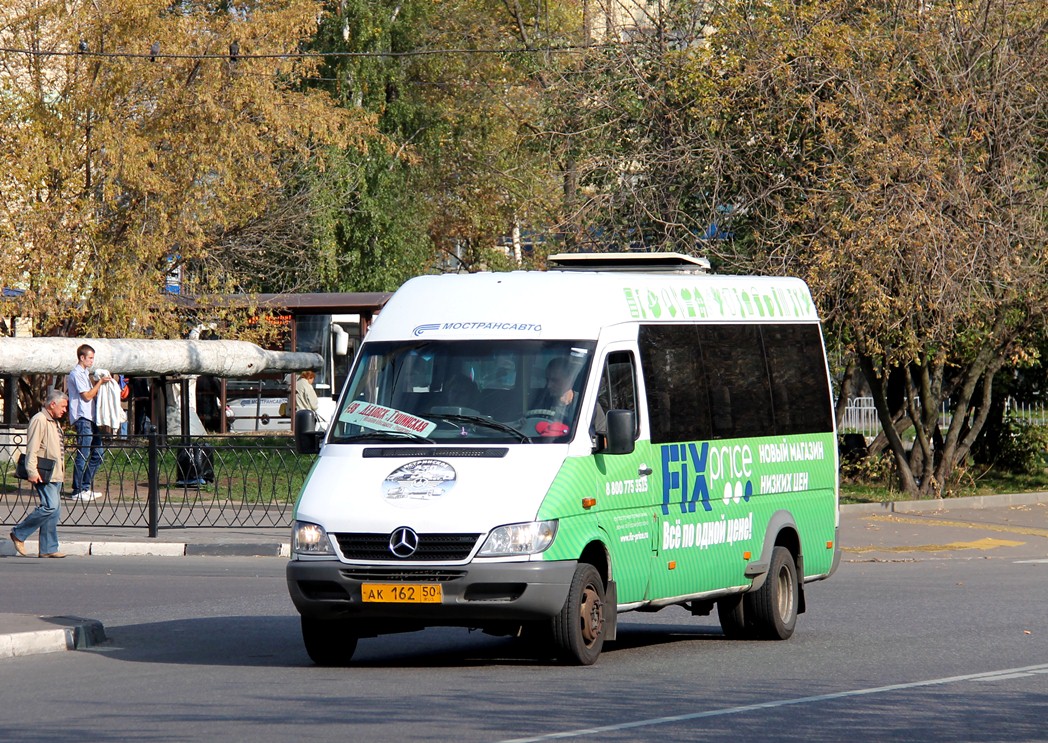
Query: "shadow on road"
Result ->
[[93, 616, 729, 668]]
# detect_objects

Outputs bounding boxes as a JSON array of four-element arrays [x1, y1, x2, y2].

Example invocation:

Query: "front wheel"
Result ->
[[301, 616, 359, 666], [552, 563, 606, 665]]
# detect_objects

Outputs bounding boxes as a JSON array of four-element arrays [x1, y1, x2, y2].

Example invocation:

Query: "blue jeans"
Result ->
[[12, 480, 61, 554], [73, 417, 105, 494]]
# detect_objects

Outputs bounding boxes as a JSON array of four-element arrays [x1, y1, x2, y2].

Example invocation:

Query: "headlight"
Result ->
[[478, 520, 558, 556], [292, 521, 334, 555]]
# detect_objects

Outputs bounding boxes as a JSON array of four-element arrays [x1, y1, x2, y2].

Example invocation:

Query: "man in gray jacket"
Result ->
[[10, 390, 69, 558]]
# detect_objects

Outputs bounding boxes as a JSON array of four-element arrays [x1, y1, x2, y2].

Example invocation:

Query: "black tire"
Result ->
[[716, 594, 756, 640], [301, 616, 359, 666], [748, 546, 799, 640], [552, 563, 606, 665]]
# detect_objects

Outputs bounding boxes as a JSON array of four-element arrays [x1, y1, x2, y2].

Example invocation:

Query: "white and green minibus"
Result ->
[[287, 253, 840, 665]]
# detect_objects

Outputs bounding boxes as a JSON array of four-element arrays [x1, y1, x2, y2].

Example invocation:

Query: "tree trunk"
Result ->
[[834, 357, 859, 430], [857, 352, 921, 495]]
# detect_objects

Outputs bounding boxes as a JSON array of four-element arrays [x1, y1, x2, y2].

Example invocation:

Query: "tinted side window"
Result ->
[[762, 324, 833, 434], [638, 325, 712, 444], [605, 351, 637, 413], [641, 322, 832, 443], [593, 351, 638, 436], [698, 325, 774, 439]]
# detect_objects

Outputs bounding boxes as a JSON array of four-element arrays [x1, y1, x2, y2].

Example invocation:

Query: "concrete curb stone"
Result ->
[[0, 615, 107, 659], [840, 490, 1047, 515], [185, 542, 287, 557]]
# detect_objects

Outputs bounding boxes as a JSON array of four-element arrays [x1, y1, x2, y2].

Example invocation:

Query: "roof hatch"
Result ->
[[546, 252, 711, 274]]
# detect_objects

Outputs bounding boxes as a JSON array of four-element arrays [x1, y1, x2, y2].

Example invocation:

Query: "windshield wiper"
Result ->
[[430, 414, 531, 443], [340, 430, 435, 444]]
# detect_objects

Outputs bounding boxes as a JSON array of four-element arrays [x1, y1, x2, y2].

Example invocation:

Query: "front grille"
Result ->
[[340, 568, 467, 582], [334, 532, 480, 561]]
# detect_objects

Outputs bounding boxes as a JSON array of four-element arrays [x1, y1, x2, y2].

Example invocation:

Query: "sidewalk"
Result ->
[[2, 491, 1046, 660], [1, 525, 291, 559], [839, 490, 1048, 562]]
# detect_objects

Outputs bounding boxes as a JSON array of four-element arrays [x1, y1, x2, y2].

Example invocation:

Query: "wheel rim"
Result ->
[[578, 583, 604, 646], [775, 564, 795, 622]]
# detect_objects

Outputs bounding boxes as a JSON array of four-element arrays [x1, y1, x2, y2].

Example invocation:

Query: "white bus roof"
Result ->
[[366, 270, 820, 342]]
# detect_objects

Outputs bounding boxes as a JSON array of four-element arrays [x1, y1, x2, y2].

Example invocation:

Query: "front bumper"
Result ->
[[287, 559, 578, 627]]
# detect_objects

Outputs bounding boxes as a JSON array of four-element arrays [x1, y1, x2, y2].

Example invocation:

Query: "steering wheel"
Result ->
[[524, 408, 557, 419]]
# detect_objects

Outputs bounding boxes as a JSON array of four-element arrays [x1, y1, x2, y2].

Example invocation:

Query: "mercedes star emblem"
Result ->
[[389, 527, 420, 558]]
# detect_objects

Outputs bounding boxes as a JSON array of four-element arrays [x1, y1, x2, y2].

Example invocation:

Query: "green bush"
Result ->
[[972, 418, 1048, 474], [840, 449, 897, 488]]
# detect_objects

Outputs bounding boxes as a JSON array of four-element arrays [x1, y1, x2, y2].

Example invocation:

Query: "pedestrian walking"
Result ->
[[9, 390, 69, 558], [65, 343, 112, 502]]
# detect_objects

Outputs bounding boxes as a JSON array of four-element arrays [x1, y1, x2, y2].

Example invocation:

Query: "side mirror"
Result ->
[[294, 409, 324, 455], [603, 409, 636, 455]]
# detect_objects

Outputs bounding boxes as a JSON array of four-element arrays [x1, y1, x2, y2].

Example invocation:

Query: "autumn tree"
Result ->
[[689, 0, 1048, 495], [0, 0, 373, 338]]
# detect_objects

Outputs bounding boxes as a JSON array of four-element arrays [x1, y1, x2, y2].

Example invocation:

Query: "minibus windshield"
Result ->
[[330, 340, 596, 444]]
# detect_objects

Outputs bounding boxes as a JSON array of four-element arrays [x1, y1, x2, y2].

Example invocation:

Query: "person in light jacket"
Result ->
[[9, 390, 69, 558], [295, 370, 320, 414]]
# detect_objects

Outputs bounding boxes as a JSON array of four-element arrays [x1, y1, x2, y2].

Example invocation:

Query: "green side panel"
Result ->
[[538, 441, 660, 604], [537, 433, 838, 606]]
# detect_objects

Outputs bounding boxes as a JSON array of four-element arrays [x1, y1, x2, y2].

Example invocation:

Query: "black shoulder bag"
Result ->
[[15, 453, 56, 484]]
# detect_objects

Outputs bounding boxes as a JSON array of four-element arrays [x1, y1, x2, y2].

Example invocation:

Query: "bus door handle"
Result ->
[[638, 465, 653, 477]]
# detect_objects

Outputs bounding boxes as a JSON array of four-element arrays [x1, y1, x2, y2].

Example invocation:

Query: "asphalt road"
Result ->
[[1, 544, 1045, 742]]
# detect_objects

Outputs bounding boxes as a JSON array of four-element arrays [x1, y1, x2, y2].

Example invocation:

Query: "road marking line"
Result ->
[[969, 672, 1040, 682], [498, 663, 1048, 743], [1014, 559, 1048, 564], [866, 514, 1048, 539], [845, 537, 1024, 554]]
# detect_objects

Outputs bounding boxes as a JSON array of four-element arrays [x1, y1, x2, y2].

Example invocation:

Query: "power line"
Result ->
[[0, 43, 603, 62]]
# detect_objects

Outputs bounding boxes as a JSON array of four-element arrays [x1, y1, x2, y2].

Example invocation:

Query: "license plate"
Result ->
[[361, 583, 442, 603]]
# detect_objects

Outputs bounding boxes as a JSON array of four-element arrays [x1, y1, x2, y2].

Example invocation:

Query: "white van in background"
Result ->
[[286, 254, 840, 665]]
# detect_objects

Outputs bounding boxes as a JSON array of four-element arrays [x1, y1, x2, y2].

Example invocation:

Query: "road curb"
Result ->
[[840, 491, 1047, 516], [90, 541, 187, 557], [185, 542, 290, 557], [1, 540, 290, 558], [0, 615, 107, 659]]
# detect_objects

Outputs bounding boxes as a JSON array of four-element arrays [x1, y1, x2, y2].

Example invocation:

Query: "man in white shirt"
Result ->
[[65, 344, 112, 502]]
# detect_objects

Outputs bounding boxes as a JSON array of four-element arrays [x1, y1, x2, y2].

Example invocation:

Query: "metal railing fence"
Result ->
[[840, 398, 1048, 440], [1, 429, 309, 531]]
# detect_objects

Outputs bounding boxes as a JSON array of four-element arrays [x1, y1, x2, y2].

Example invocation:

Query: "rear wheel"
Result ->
[[748, 546, 799, 640], [552, 563, 606, 665], [301, 616, 359, 666], [716, 594, 755, 640]]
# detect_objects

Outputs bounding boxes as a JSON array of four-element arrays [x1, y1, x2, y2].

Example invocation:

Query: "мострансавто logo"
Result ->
[[412, 322, 542, 336], [413, 323, 441, 336]]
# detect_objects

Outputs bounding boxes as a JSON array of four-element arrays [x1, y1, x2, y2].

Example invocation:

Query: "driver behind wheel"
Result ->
[[530, 358, 579, 435]]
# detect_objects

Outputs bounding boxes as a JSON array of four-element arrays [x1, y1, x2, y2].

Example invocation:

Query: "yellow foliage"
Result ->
[[0, 0, 374, 338]]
